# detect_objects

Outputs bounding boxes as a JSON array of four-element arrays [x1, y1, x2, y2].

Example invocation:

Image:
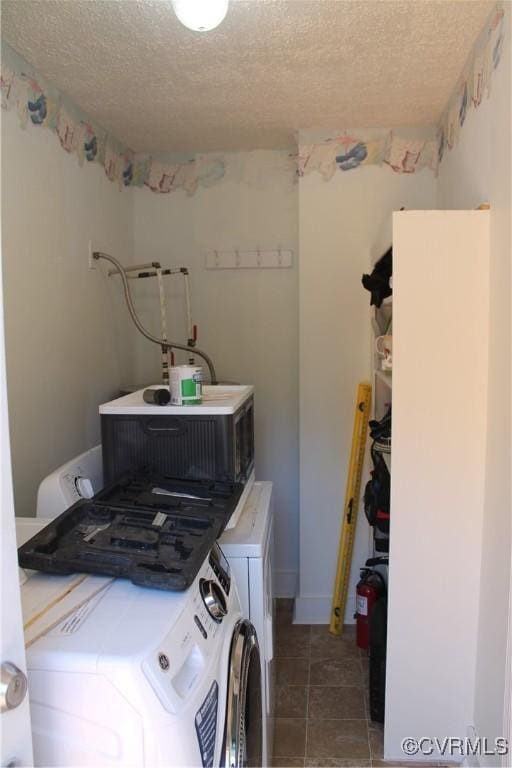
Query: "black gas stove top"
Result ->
[[17, 475, 244, 591]]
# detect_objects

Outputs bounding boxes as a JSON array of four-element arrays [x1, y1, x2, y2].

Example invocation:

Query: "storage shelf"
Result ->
[[373, 300, 393, 335], [375, 370, 392, 388]]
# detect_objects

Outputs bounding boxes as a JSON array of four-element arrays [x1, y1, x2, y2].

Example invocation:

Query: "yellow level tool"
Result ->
[[329, 381, 372, 636]]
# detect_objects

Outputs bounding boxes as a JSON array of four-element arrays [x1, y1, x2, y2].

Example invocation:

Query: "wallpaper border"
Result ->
[[437, 4, 505, 164], [0, 41, 225, 195], [298, 4, 505, 182], [1, 3, 506, 189]]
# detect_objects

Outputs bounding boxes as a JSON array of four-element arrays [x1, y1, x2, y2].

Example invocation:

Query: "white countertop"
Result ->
[[220, 482, 272, 558], [99, 384, 254, 416]]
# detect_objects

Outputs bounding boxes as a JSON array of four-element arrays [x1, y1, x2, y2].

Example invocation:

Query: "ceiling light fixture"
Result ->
[[171, 0, 229, 32]]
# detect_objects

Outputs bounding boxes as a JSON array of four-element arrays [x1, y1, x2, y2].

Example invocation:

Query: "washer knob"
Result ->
[[75, 477, 94, 499], [200, 579, 227, 623]]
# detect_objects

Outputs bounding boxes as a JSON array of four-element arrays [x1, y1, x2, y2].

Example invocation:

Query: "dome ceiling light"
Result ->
[[171, 0, 229, 32]]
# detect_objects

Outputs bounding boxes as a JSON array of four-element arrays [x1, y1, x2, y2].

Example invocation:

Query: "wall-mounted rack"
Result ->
[[107, 259, 197, 350], [206, 249, 293, 270], [94, 252, 218, 382], [107, 262, 188, 280]]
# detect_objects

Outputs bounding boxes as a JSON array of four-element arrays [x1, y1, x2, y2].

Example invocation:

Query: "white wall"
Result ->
[[436, 6, 511, 755], [1, 107, 136, 518], [131, 151, 299, 593], [296, 159, 436, 623]]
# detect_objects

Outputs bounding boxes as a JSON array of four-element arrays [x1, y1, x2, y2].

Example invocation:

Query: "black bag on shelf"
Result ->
[[364, 446, 390, 529], [369, 407, 391, 443], [373, 529, 389, 553], [362, 247, 392, 308], [375, 509, 390, 535]]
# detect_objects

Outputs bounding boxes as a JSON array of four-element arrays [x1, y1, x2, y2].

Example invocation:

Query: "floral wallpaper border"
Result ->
[[437, 4, 505, 164], [0, 3, 506, 189], [298, 3, 505, 181], [0, 41, 225, 195], [298, 131, 438, 180]]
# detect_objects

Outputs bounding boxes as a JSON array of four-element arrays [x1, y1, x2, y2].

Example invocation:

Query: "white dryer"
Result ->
[[220, 482, 275, 766], [17, 542, 262, 767], [29, 447, 275, 766]]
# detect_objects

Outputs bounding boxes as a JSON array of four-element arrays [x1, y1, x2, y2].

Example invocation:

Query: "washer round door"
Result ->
[[223, 619, 262, 768]]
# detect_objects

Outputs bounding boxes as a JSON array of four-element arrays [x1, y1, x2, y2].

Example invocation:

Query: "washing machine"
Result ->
[[36, 444, 255, 532], [17, 540, 262, 767], [25, 445, 275, 766]]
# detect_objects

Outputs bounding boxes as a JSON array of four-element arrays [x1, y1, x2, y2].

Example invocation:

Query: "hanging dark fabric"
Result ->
[[362, 247, 392, 308]]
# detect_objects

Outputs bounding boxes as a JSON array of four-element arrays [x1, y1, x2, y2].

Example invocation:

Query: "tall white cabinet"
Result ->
[[385, 210, 490, 760]]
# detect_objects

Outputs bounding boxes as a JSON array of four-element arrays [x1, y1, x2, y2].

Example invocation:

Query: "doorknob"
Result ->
[[0, 662, 27, 713]]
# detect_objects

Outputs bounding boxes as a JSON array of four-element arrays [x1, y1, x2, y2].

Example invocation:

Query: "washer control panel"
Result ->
[[143, 557, 230, 715], [60, 466, 95, 504], [194, 614, 208, 639], [208, 542, 231, 594], [199, 579, 227, 623]]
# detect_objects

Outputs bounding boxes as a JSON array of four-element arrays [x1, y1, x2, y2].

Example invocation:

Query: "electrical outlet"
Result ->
[[88, 240, 95, 269]]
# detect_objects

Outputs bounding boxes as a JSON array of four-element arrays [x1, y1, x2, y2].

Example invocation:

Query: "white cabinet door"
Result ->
[[0, 239, 33, 766], [385, 210, 490, 761]]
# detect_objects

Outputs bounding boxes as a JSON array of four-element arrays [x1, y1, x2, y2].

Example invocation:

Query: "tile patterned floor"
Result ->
[[271, 599, 447, 768]]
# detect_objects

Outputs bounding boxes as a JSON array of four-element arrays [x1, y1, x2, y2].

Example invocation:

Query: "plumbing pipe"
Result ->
[[93, 251, 218, 384], [107, 261, 159, 277]]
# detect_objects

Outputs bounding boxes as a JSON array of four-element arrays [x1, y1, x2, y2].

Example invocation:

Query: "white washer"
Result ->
[[17, 543, 262, 767], [36, 444, 103, 516], [36, 444, 255, 532], [29, 447, 275, 766]]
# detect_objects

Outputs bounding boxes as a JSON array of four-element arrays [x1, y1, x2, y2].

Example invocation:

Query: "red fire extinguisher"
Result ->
[[355, 569, 385, 650]]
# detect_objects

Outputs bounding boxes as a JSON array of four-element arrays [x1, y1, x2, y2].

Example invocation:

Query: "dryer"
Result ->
[[220, 482, 275, 766], [30, 447, 275, 766], [18, 541, 262, 767]]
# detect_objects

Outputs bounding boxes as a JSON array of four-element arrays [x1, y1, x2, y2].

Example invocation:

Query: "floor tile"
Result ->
[[276, 598, 295, 614], [368, 725, 384, 760], [310, 626, 360, 660], [311, 625, 356, 636], [276, 685, 308, 718], [271, 601, 385, 768], [308, 686, 366, 720], [277, 624, 312, 642], [276, 598, 295, 625], [306, 719, 370, 759], [371, 763, 443, 767], [309, 658, 364, 687], [276, 657, 310, 686], [277, 624, 312, 658], [306, 759, 371, 767], [363, 692, 370, 719], [273, 718, 307, 758]]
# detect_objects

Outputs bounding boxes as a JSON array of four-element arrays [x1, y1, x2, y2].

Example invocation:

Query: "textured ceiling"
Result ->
[[1, 0, 495, 152]]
